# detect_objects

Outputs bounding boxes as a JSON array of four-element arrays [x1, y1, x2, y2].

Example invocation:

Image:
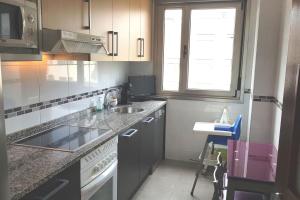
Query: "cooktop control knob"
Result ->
[[92, 166, 100, 175]]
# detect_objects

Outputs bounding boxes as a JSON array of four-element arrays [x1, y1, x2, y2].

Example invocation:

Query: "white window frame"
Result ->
[[155, 1, 246, 99]]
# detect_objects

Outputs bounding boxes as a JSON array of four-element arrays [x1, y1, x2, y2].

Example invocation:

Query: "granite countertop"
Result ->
[[8, 101, 166, 200]]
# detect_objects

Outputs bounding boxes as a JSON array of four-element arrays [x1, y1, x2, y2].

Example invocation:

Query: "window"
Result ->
[[162, 9, 182, 91], [157, 2, 244, 98]]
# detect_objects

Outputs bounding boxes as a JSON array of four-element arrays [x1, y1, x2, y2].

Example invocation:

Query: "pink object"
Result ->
[[227, 140, 278, 183]]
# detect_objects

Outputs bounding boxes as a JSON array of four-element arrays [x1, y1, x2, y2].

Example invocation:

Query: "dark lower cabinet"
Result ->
[[140, 113, 155, 181], [118, 123, 141, 200], [118, 107, 166, 200], [22, 161, 80, 200], [153, 107, 166, 165]]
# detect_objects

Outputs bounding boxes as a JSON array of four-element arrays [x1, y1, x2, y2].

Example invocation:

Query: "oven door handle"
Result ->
[[81, 161, 118, 200]]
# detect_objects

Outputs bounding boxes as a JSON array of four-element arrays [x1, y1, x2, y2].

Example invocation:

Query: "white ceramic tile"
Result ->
[[250, 101, 273, 143], [39, 64, 69, 102], [40, 104, 70, 123], [2, 64, 40, 109], [89, 62, 129, 91], [68, 98, 92, 115], [165, 99, 248, 161], [5, 111, 41, 135], [68, 63, 90, 95]]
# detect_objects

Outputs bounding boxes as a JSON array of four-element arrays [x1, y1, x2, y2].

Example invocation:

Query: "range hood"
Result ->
[[42, 29, 109, 54]]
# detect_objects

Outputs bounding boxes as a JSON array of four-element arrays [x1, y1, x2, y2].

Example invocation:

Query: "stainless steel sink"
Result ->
[[111, 106, 144, 114]]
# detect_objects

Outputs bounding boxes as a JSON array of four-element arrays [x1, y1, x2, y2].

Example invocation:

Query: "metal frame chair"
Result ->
[[191, 115, 242, 196]]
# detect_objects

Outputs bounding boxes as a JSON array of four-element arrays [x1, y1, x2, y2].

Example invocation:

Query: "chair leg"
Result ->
[[191, 137, 209, 196]]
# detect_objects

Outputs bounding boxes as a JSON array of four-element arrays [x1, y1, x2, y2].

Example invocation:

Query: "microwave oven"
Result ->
[[0, 0, 40, 55]]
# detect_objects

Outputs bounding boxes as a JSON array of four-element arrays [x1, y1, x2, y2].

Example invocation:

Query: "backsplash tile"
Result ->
[[2, 58, 129, 135], [68, 62, 90, 95], [253, 95, 283, 110], [2, 64, 40, 110], [5, 111, 41, 135], [40, 104, 70, 123], [39, 63, 69, 102]]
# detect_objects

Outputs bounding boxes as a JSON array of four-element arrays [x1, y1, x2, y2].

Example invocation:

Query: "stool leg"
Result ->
[[191, 137, 209, 196]]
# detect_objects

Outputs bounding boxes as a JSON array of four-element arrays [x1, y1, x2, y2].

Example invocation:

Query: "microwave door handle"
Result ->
[[81, 161, 117, 200]]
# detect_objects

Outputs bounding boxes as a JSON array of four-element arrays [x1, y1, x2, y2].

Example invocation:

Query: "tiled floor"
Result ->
[[132, 160, 213, 200]]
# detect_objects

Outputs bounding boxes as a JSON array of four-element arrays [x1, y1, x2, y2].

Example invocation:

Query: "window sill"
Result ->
[[157, 93, 246, 104]]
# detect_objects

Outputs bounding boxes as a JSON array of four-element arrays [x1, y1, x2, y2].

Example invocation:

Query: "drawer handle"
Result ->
[[32, 179, 70, 200], [143, 117, 154, 124], [121, 129, 138, 138]]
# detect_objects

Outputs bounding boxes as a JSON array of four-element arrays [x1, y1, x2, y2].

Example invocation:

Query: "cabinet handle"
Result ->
[[121, 129, 138, 138], [141, 38, 145, 57], [113, 32, 119, 56], [83, 0, 91, 30], [137, 38, 142, 57], [32, 179, 70, 200], [107, 31, 114, 56], [143, 117, 154, 124]]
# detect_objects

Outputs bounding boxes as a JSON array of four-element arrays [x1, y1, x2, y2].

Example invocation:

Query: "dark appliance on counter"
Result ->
[[128, 75, 166, 102], [22, 161, 81, 200]]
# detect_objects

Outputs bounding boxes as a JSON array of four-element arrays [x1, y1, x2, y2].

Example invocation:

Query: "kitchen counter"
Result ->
[[7, 101, 166, 200]]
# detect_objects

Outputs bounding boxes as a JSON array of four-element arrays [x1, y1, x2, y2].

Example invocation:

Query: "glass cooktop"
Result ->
[[15, 125, 110, 151]]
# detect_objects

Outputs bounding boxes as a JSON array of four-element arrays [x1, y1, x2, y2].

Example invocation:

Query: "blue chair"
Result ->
[[208, 115, 242, 153], [191, 115, 242, 196]]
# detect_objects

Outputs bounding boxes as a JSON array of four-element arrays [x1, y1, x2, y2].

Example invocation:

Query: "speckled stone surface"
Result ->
[[8, 101, 166, 200]]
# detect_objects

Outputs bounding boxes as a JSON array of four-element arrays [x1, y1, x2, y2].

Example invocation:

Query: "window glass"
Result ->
[[187, 8, 237, 91], [162, 9, 182, 91]]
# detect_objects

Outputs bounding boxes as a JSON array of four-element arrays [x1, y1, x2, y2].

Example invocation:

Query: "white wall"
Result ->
[[249, 0, 289, 145], [165, 98, 250, 161], [272, 0, 292, 149]]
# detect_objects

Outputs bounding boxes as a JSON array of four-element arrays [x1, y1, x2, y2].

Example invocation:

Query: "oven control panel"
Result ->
[[80, 136, 118, 187]]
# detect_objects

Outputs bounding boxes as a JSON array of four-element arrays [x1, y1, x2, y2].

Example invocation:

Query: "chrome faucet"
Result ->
[[104, 88, 119, 110]]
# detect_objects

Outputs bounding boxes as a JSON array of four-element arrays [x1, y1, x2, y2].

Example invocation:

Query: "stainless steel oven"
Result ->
[[0, 0, 39, 52], [81, 137, 118, 200]]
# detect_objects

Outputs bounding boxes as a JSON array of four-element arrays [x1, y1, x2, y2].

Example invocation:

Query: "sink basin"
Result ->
[[111, 106, 144, 114]]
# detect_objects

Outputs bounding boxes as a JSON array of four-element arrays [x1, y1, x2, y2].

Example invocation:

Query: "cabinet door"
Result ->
[[42, 0, 89, 34], [140, 113, 155, 182], [140, 0, 152, 61], [90, 0, 113, 61], [154, 108, 165, 165], [113, 0, 130, 61], [23, 162, 81, 200], [129, 0, 141, 61], [118, 124, 141, 200]]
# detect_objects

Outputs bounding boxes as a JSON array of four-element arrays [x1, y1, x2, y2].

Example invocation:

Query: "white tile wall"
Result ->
[[68, 98, 91, 115], [68, 62, 90, 95], [2, 60, 129, 135], [39, 63, 69, 102], [250, 101, 274, 144], [165, 98, 249, 162], [5, 111, 41, 135], [40, 104, 70, 123], [90, 62, 129, 91], [2, 64, 39, 109]]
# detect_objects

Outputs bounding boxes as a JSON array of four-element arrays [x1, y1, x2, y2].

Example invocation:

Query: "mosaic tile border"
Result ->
[[4, 86, 122, 119], [253, 95, 283, 110]]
